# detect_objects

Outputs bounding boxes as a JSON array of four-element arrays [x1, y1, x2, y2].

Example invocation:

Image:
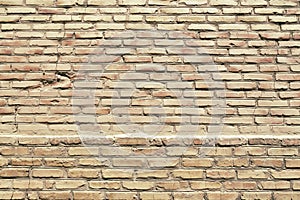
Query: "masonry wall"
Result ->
[[0, 0, 300, 199]]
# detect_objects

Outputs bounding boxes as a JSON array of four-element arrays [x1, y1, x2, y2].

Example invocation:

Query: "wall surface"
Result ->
[[0, 0, 300, 199]]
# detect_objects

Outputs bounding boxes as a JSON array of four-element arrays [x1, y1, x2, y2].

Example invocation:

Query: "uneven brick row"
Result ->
[[0, 136, 299, 199]]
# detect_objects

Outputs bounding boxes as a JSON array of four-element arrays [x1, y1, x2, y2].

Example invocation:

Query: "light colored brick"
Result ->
[[32, 169, 64, 178], [241, 0, 267, 5], [269, 0, 298, 6], [26, 0, 54, 5], [0, 0, 23, 5]]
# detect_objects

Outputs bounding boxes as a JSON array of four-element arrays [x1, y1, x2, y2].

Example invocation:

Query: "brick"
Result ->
[[188, 24, 217, 31], [241, 0, 267, 5], [1, 168, 29, 177], [102, 169, 133, 179], [123, 181, 154, 190], [0, 0, 23, 5], [136, 170, 169, 179], [192, 7, 220, 14], [32, 169, 64, 178], [158, 24, 186, 30], [73, 191, 104, 199], [223, 8, 252, 14], [26, 0, 54, 6], [210, 0, 237, 5], [0, 191, 25, 199], [89, 181, 120, 189], [13, 180, 43, 189], [11, 158, 42, 166], [119, 0, 146, 5], [271, 170, 300, 179], [238, 170, 269, 179], [207, 192, 239, 200], [55, 180, 86, 189], [241, 192, 272, 200], [56, 0, 85, 6], [260, 181, 290, 190], [0, 179, 11, 189], [224, 181, 257, 190], [269, 16, 297, 23], [286, 159, 300, 168], [274, 192, 300, 200], [173, 192, 204, 200], [182, 158, 213, 167], [269, 0, 298, 6], [207, 170, 236, 179], [190, 181, 221, 189], [140, 192, 171, 200], [268, 148, 298, 156], [7, 8, 36, 14], [106, 192, 137, 200], [88, 0, 116, 5], [68, 168, 99, 178]]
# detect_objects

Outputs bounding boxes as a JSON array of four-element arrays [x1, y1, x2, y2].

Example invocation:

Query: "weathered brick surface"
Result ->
[[0, 136, 298, 199], [0, 0, 300, 199]]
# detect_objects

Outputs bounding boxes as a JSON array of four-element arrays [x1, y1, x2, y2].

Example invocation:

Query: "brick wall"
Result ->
[[0, 0, 300, 199]]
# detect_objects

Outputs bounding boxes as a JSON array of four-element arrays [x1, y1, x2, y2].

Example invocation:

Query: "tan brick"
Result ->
[[286, 159, 300, 168], [123, 181, 154, 190], [173, 170, 204, 179], [174, 192, 204, 200], [0, 168, 29, 177], [0, 179, 12, 189], [241, 192, 272, 200], [73, 191, 104, 200], [188, 24, 217, 31], [39, 191, 71, 200], [207, 170, 236, 179], [32, 169, 64, 178], [102, 169, 133, 179], [242, 0, 268, 5], [11, 158, 43, 166], [148, 158, 179, 168], [68, 168, 99, 178], [182, 158, 213, 167], [207, 192, 239, 200], [191, 181, 221, 189], [140, 192, 171, 200], [56, 0, 85, 6], [89, 181, 121, 189], [158, 24, 186, 30], [238, 170, 269, 179], [271, 170, 300, 179], [0, 0, 23, 5], [0, 191, 25, 200], [112, 158, 146, 167], [251, 158, 283, 168], [210, 0, 237, 5], [106, 192, 137, 200], [26, 0, 54, 5], [274, 192, 300, 200], [224, 181, 257, 190], [88, 0, 116, 5], [268, 148, 298, 156], [13, 180, 43, 189], [223, 8, 252, 14], [55, 180, 86, 189], [260, 181, 290, 190], [270, 0, 297, 6]]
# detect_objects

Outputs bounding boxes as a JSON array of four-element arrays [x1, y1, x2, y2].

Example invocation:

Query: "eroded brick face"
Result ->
[[0, 0, 300, 199]]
